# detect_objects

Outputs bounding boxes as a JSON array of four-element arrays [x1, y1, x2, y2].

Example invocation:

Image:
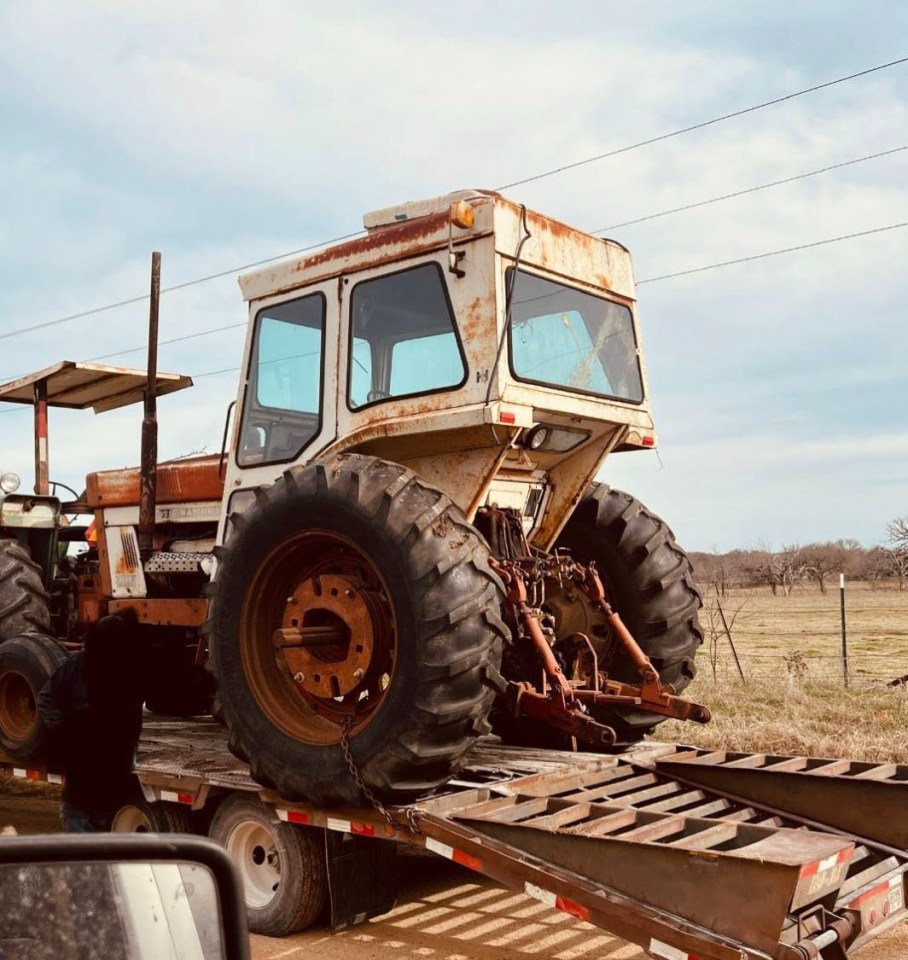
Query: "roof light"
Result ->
[[0, 472, 20, 494], [450, 200, 474, 230]]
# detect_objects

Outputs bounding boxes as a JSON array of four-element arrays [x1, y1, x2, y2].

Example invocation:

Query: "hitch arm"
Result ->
[[574, 565, 711, 725]]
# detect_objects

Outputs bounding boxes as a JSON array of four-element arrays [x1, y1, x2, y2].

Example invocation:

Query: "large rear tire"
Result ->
[[208, 454, 506, 805], [555, 485, 702, 744], [208, 794, 327, 936], [0, 540, 51, 641], [0, 634, 69, 759]]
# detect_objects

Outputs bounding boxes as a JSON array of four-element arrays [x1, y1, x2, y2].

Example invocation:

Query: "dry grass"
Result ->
[[660, 677, 908, 762], [659, 583, 908, 761]]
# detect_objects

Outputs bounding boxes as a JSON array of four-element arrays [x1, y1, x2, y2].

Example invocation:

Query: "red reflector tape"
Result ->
[[799, 847, 852, 880], [451, 848, 482, 871], [648, 939, 700, 960], [177, 792, 194, 805], [286, 810, 310, 825], [525, 882, 591, 921], [26, 770, 40, 781], [351, 821, 375, 837], [425, 837, 482, 871], [848, 875, 902, 909], [554, 895, 590, 922]]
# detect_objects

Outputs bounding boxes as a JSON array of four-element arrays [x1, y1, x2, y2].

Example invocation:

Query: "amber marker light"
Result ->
[[450, 200, 474, 229]]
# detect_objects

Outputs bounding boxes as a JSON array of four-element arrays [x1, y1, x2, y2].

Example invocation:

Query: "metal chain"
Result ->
[[339, 715, 425, 835]]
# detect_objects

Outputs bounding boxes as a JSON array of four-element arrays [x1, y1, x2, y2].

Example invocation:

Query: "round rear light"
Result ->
[[0, 472, 20, 494]]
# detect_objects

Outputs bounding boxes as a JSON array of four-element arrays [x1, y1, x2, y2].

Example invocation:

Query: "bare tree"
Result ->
[[801, 542, 847, 594], [885, 518, 908, 590], [888, 517, 908, 550], [777, 544, 805, 596]]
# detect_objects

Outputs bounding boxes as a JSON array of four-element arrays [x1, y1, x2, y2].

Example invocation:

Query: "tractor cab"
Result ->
[[224, 190, 657, 551]]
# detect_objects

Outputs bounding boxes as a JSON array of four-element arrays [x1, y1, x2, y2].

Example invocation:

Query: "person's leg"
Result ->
[[60, 802, 93, 833]]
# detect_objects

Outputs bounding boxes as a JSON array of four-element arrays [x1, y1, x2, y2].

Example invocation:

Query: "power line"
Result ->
[[637, 220, 908, 284], [0, 230, 364, 343], [0, 220, 905, 420], [4, 58, 906, 349], [594, 144, 908, 231], [496, 55, 908, 191]]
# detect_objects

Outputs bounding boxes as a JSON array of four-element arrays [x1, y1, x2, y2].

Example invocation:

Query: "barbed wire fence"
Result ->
[[695, 585, 908, 689]]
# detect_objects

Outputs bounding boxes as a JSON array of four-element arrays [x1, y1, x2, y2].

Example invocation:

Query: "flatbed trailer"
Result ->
[[4, 720, 908, 960]]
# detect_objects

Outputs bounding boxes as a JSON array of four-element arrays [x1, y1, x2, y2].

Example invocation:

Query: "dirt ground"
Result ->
[[1, 774, 905, 960]]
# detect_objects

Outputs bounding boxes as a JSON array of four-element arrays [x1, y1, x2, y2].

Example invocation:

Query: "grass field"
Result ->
[[659, 580, 908, 761]]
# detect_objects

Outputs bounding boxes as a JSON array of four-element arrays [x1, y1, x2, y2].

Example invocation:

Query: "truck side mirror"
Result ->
[[0, 833, 249, 960]]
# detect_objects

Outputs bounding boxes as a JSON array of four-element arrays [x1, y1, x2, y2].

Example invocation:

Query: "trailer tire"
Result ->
[[0, 540, 51, 642], [555, 484, 703, 744], [111, 799, 194, 833], [0, 634, 68, 760], [208, 794, 327, 936], [208, 454, 506, 805]]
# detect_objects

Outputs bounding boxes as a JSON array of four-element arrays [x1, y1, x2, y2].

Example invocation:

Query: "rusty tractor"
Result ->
[[0, 190, 707, 803]]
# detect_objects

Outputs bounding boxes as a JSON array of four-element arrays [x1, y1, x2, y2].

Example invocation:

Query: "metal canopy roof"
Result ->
[[0, 362, 193, 413]]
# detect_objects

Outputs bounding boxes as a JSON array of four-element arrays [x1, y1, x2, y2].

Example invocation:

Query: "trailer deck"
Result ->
[[4, 720, 907, 960]]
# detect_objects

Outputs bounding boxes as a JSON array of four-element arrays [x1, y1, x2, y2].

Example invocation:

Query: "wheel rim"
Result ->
[[241, 530, 398, 745], [227, 820, 282, 909], [111, 805, 154, 832], [0, 670, 37, 742]]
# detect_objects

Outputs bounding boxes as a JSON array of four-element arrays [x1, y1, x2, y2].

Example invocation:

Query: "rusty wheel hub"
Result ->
[[274, 573, 379, 699], [0, 670, 36, 741], [241, 531, 398, 745]]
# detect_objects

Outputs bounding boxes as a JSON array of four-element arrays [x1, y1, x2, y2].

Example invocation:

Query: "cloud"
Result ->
[[0, 2, 906, 553]]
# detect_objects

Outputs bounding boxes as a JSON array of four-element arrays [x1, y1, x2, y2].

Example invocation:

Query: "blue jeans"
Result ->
[[60, 802, 114, 833]]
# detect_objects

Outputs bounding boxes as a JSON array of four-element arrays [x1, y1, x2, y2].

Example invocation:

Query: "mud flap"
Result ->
[[326, 830, 398, 929]]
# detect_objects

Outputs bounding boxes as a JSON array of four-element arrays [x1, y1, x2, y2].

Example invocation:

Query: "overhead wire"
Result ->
[[3, 54, 907, 348], [593, 144, 908, 232], [495, 55, 908, 190], [636, 220, 908, 284], [0, 230, 365, 343]]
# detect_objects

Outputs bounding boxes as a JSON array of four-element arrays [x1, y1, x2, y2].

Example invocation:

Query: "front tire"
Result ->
[[208, 794, 327, 936], [555, 485, 702, 744], [0, 540, 51, 641], [208, 454, 506, 805]]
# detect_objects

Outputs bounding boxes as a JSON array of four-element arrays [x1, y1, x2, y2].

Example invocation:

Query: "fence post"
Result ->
[[840, 573, 849, 687]]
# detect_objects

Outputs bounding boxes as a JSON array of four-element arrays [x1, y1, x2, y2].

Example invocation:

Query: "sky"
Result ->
[[0, 1, 906, 553]]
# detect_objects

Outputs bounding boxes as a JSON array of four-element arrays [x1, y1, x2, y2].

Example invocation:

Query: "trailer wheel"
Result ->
[[0, 540, 51, 642], [208, 794, 326, 936], [208, 453, 506, 805], [111, 799, 194, 833], [0, 634, 68, 759], [554, 485, 703, 744]]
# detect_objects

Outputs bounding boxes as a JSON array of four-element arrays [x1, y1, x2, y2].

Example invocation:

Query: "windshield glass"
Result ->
[[507, 269, 643, 403]]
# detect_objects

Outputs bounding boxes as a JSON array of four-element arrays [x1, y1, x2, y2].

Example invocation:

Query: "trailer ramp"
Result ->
[[412, 752, 908, 960]]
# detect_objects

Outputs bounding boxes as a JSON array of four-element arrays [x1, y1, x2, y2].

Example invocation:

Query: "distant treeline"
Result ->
[[689, 540, 908, 595]]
